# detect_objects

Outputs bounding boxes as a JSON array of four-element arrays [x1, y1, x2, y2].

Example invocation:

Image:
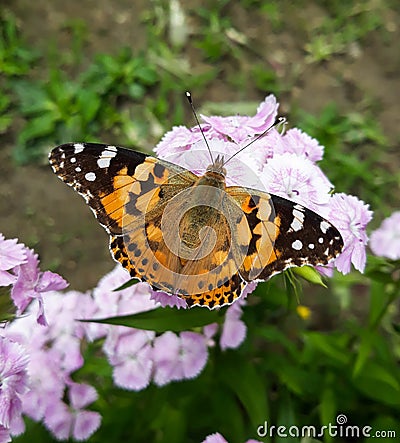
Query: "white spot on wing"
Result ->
[[292, 240, 303, 250], [97, 148, 117, 168], [290, 209, 305, 232], [318, 237, 324, 244], [97, 157, 111, 168], [85, 172, 96, 182], [74, 143, 85, 154], [320, 221, 330, 234], [75, 167, 82, 172], [308, 243, 315, 249], [70, 157, 76, 163]]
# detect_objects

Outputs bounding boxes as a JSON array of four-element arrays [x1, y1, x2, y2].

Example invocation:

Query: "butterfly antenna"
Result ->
[[223, 117, 287, 166], [186, 91, 214, 164]]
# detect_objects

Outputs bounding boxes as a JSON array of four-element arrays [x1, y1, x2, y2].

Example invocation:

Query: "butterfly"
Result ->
[[49, 142, 343, 309]]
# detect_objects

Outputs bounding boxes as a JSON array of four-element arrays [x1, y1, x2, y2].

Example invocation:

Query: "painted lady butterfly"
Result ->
[[49, 142, 343, 308]]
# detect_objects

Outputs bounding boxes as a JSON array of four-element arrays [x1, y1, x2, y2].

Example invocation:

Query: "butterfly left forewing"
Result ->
[[49, 143, 198, 235]]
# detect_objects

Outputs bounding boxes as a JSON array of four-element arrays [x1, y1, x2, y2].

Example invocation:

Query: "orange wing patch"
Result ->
[[227, 186, 281, 281]]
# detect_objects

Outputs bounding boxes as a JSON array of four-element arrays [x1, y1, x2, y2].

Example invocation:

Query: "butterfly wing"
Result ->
[[227, 186, 344, 282], [49, 143, 198, 235]]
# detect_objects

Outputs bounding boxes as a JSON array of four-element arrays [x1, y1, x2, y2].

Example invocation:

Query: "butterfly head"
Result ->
[[206, 154, 227, 177]]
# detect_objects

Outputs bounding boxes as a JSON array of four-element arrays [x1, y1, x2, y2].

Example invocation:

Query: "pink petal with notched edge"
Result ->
[[152, 332, 180, 386], [150, 290, 187, 309], [370, 211, 400, 260], [220, 302, 247, 351], [279, 128, 324, 162], [327, 193, 372, 274], [112, 344, 153, 391], [68, 383, 98, 410], [0, 270, 17, 286], [0, 235, 27, 271], [202, 433, 229, 443], [180, 332, 208, 379], [0, 426, 11, 443], [43, 401, 72, 441], [36, 271, 68, 292], [73, 410, 101, 441]]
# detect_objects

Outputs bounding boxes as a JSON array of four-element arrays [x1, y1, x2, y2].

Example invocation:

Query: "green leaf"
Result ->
[[353, 361, 400, 406], [303, 332, 350, 366], [319, 387, 336, 438], [76, 89, 101, 123], [276, 389, 297, 443], [293, 266, 327, 287], [353, 330, 373, 377], [368, 280, 390, 327], [18, 114, 55, 142], [277, 364, 313, 396], [219, 352, 269, 428], [113, 278, 139, 292], [82, 306, 223, 332]]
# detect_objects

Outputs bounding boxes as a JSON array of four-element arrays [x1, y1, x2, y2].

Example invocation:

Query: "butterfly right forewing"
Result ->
[[227, 186, 343, 282]]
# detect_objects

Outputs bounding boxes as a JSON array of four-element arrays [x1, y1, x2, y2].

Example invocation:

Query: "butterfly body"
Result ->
[[49, 142, 343, 308]]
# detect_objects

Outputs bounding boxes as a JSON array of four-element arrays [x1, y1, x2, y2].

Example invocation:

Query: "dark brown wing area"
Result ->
[[258, 194, 343, 280]]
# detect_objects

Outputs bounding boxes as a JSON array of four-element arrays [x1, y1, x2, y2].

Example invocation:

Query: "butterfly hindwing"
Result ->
[[110, 234, 245, 309]]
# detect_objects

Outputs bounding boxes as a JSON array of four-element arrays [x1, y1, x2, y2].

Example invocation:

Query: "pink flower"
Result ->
[[202, 433, 262, 443], [41, 291, 91, 373], [201, 94, 278, 144], [327, 193, 373, 274], [202, 433, 228, 443], [0, 426, 10, 443], [19, 348, 65, 422], [370, 211, 400, 260], [154, 125, 208, 158], [150, 290, 188, 309], [277, 128, 324, 162], [105, 329, 154, 391], [85, 266, 157, 342], [220, 300, 247, 350], [152, 331, 208, 386], [260, 153, 332, 212], [44, 383, 101, 441], [11, 249, 68, 325], [0, 337, 29, 431], [0, 234, 27, 286]]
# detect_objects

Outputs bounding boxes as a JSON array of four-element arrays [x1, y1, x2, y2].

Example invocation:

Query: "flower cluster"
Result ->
[[0, 234, 70, 442], [0, 234, 68, 326], [1, 235, 247, 441], [155, 94, 372, 280], [87, 266, 247, 390]]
